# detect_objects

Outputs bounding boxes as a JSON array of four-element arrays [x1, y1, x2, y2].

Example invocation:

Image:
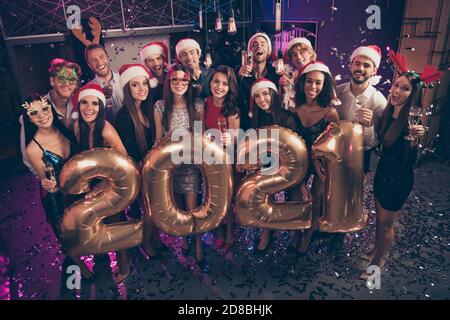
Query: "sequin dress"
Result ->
[[154, 99, 204, 194]]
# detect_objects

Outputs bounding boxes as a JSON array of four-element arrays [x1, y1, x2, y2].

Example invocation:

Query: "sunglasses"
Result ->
[[28, 105, 51, 118], [56, 75, 78, 85], [170, 77, 189, 85]]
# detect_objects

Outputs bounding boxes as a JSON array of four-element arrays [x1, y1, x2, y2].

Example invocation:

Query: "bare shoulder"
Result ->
[[325, 107, 340, 122]]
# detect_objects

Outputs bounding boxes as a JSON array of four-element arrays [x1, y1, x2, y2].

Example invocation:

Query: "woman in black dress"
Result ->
[[360, 71, 426, 279]]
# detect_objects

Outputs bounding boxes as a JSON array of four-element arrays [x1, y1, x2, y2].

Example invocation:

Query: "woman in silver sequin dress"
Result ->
[[154, 64, 205, 263]]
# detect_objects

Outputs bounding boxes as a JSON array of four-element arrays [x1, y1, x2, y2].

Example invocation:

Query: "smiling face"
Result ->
[[50, 67, 78, 99], [350, 56, 377, 84], [179, 47, 200, 71], [251, 36, 270, 63], [79, 95, 100, 123], [86, 47, 111, 78], [304, 71, 325, 102], [290, 45, 313, 69], [169, 70, 190, 96], [210, 72, 229, 100], [389, 75, 412, 107], [254, 88, 272, 111], [145, 54, 165, 77], [129, 76, 149, 102], [26, 98, 54, 129]]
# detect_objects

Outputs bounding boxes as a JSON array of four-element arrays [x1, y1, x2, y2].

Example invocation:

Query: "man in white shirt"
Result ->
[[84, 44, 124, 124], [332, 45, 387, 252]]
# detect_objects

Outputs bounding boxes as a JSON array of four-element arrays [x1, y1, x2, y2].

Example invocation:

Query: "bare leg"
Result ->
[[185, 192, 203, 261], [225, 209, 234, 246], [370, 200, 399, 266], [298, 176, 322, 253], [257, 228, 272, 251], [116, 250, 131, 282]]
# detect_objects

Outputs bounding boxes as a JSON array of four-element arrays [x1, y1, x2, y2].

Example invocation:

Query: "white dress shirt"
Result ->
[[336, 82, 387, 150]]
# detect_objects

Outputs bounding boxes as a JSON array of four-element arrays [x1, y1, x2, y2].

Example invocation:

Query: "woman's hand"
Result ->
[[41, 178, 57, 192], [408, 124, 425, 139]]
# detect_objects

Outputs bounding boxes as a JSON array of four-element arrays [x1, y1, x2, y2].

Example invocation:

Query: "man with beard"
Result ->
[[19, 58, 81, 174], [175, 38, 212, 99], [140, 41, 169, 102], [237, 32, 280, 130], [85, 44, 124, 123], [332, 45, 387, 252]]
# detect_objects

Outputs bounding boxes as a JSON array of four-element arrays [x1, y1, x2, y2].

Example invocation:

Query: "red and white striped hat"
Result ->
[[175, 38, 201, 59], [350, 45, 382, 68], [140, 41, 169, 64], [118, 64, 158, 89], [71, 83, 106, 119]]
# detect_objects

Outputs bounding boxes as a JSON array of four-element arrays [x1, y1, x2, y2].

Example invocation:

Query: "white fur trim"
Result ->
[[300, 62, 331, 76], [78, 88, 106, 106], [175, 39, 201, 58], [140, 45, 165, 63], [350, 47, 381, 68], [248, 33, 272, 56], [119, 66, 149, 88], [287, 37, 312, 52], [251, 80, 278, 96], [149, 77, 158, 88], [71, 112, 79, 120]]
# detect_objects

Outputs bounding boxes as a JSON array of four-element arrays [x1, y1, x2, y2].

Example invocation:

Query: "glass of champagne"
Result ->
[[241, 50, 253, 77], [405, 106, 423, 141], [217, 118, 227, 147], [44, 161, 58, 192]]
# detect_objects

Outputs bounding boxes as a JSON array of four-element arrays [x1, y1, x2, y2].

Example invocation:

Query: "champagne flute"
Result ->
[[44, 161, 58, 192], [405, 106, 423, 141], [217, 118, 227, 147], [241, 50, 253, 77]]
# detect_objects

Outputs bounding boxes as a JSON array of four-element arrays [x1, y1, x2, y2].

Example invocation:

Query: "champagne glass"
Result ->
[[217, 118, 227, 147], [405, 106, 423, 141], [241, 50, 253, 77], [44, 161, 58, 192]]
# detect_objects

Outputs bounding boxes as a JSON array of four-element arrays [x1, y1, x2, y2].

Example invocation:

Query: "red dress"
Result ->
[[204, 96, 228, 130]]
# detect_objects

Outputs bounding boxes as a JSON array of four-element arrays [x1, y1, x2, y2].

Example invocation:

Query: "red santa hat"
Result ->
[[140, 41, 169, 64], [175, 38, 201, 60], [118, 64, 158, 89], [283, 37, 313, 63], [71, 83, 106, 120], [248, 78, 278, 118], [350, 45, 382, 68], [247, 32, 273, 57]]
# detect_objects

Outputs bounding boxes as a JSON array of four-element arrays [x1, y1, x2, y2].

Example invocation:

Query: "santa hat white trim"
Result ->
[[350, 45, 381, 68], [140, 43, 166, 63], [175, 39, 201, 59], [119, 65, 158, 89], [78, 89, 106, 106], [287, 37, 312, 52], [300, 62, 331, 76], [248, 32, 272, 56], [251, 80, 278, 97]]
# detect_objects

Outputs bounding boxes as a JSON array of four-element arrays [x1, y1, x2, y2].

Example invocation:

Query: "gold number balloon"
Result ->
[[141, 134, 233, 236], [58, 148, 142, 256], [312, 121, 367, 232], [235, 126, 312, 229]]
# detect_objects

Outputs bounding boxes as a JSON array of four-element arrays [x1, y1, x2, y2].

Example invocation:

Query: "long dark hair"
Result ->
[[22, 94, 77, 148], [122, 82, 155, 157], [77, 98, 106, 151], [162, 64, 199, 132], [377, 72, 422, 147], [209, 65, 240, 117], [252, 88, 286, 128], [294, 71, 335, 108]]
